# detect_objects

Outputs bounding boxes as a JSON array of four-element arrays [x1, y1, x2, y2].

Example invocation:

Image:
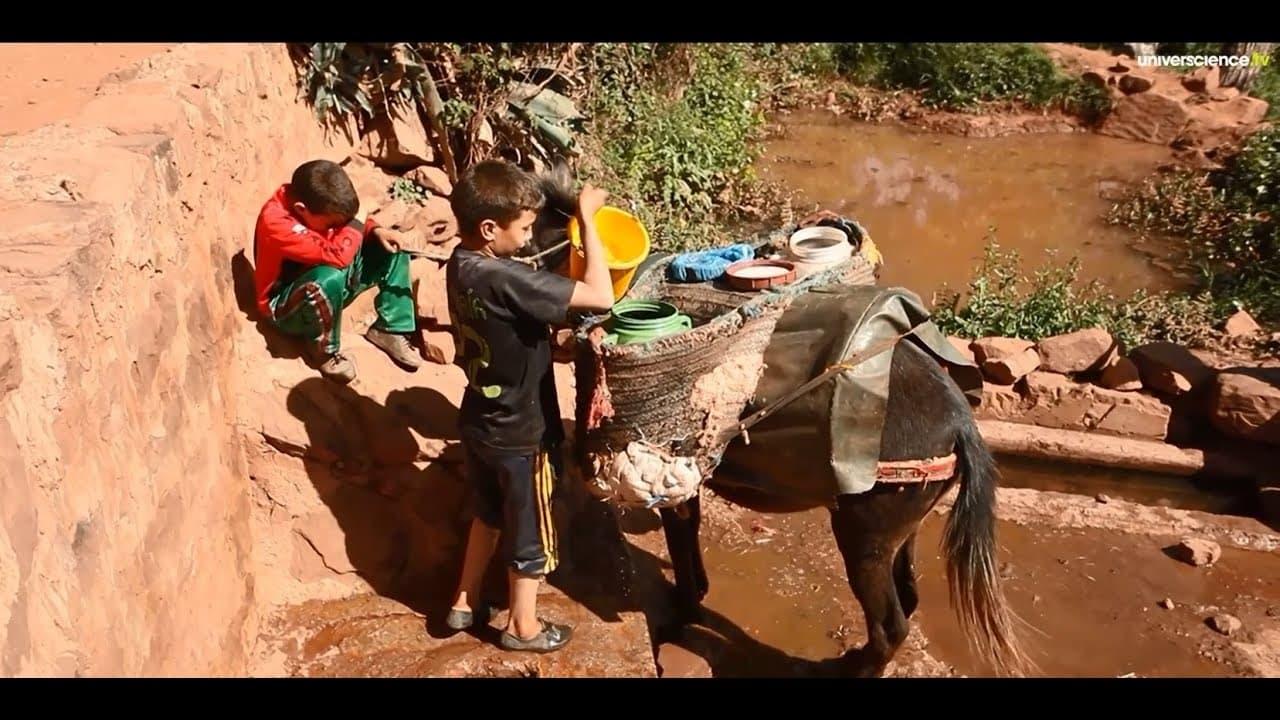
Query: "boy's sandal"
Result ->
[[499, 620, 573, 653]]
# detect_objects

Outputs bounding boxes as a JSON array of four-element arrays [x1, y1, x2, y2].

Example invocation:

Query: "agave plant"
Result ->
[[291, 43, 434, 129]]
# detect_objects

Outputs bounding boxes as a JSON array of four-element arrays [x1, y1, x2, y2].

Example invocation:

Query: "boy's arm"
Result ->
[[257, 206, 367, 268], [566, 185, 615, 313]]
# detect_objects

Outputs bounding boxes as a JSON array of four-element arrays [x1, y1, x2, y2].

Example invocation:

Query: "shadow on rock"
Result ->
[[384, 386, 461, 442], [231, 249, 304, 361], [285, 377, 659, 649], [286, 377, 471, 630]]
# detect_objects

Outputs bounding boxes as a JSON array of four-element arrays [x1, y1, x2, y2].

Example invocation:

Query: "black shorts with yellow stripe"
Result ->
[[462, 439, 560, 577]]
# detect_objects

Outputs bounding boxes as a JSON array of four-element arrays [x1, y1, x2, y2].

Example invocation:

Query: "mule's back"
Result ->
[[716, 284, 981, 504]]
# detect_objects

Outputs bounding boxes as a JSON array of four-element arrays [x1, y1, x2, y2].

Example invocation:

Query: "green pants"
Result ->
[[268, 241, 415, 355]]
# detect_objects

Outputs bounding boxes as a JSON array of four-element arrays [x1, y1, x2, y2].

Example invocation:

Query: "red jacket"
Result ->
[[252, 184, 378, 317]]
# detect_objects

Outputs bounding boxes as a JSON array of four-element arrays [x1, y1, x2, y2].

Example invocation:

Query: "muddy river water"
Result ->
[[760, 110, 1185, 300]]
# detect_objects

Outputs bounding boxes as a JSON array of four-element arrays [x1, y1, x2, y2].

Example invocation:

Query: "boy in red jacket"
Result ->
[[253, 159, 421, 383]]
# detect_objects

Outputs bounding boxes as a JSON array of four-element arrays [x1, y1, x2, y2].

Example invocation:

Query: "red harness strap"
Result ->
[[875, 454, 957, 483]]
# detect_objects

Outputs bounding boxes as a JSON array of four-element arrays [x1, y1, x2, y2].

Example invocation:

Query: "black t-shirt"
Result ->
[[446, 247, 577, 454]]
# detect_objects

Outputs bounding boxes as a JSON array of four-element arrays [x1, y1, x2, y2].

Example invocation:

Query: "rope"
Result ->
[[717, 325, 922, 447], [402, 238, 570, 267], [513, 238, 570, 266]]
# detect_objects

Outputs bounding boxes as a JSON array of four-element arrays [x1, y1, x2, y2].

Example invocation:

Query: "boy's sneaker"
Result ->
[[365, 327, 423, 371], [499, 620, 573, 653], [303, 346, 357, 385]]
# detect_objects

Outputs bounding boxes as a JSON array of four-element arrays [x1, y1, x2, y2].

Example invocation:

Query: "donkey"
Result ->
[[529, 163, 1029, 677]]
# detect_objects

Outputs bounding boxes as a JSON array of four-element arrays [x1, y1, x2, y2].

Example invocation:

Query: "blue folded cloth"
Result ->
[[666, 243, 755, 283]]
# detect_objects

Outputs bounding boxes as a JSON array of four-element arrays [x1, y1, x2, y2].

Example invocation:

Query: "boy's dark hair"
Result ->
[[451, 160, 546, 238], [289, 160, 359, 219]]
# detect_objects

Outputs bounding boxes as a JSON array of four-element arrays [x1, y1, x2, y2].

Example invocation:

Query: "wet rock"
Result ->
[[1208, 613, 1242, 636], [972, 337, 1034, 364], [656, 643, 712, 678], [1171, 538, 1222, 567], [1129, 342, 1214, 396], [1100, 93, 1192, 145], [1036, 327, 1115, 374], [1224, 309, 1262, 338], [1098, 356, 1143, 392], [983, 347, 1041, 385], [1209, 369, 1280, 446]]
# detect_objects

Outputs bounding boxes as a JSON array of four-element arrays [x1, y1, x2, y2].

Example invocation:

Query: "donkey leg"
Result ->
[[830, 500, 910, 678], [686, 493, 710, 600], [893, 532, 920, 619], [659, 500, 706, 625]]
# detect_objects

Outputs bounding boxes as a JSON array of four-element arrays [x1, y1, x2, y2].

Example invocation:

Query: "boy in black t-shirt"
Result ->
[[443, 160, 615, 653]]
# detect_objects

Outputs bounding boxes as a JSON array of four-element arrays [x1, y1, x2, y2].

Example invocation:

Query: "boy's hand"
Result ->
[[373, 226, 407, 254], [577, 184, 609, 220]]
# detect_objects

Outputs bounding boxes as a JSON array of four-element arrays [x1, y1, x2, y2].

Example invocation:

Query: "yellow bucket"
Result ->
[[566, 206, 651, 300]]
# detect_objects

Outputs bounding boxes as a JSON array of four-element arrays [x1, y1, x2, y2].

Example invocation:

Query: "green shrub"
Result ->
[[830, 43, 1108, 118], [931, 240, 1229, 350], [1110, 126, 1280, 323]]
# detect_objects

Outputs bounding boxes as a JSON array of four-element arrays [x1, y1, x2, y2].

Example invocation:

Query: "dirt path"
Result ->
[[0, 43, 173, 136]]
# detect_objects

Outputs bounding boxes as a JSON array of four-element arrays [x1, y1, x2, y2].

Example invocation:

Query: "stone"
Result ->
[[972, 337, 1034, 364], [1036, 328, 1115, 374], [1098, 356, 1143, 392], [1129, 343, 1214, 396], [983, 347, 1041, 385], [1100, 93, 1193, 145], [1209, 370, 1280, 446], [1170, 538, 1222, 567]]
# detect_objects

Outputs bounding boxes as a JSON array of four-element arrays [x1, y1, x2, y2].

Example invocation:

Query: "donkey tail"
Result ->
[[943, 419, 1036, 677]]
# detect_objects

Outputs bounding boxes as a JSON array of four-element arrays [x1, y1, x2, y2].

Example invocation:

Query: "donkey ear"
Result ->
[[536, 158, 579, 228]]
